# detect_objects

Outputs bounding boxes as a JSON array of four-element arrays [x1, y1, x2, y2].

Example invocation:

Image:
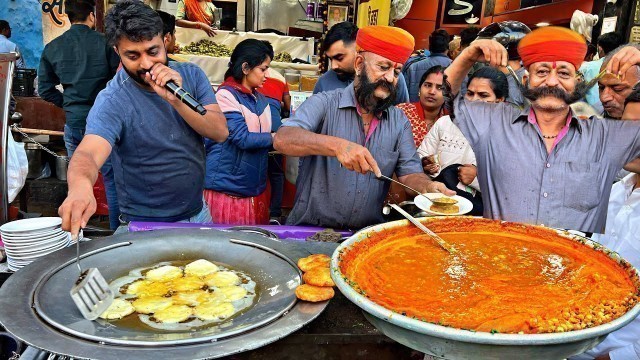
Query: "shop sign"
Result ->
[[441, 0, 482, 25], [601, 17, 617, 35], [41, 0, 70, 44], [356, 0, 391, 28], [630, 26, 640, 45]]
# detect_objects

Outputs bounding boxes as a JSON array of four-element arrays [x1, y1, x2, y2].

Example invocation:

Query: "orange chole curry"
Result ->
[[339, 218, 639, 334]]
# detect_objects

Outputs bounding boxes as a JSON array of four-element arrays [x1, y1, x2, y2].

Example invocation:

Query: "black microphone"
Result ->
[[165, 81, 207, 115]]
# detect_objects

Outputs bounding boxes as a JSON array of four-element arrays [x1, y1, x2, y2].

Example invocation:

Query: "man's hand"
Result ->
[[58, 188, 97, 238], [606, 46, 640, 80], [421, 156, 440, 175], [144, 63, 183, 103], [462, 39, 508, 68], [595, 354, 611, 360], [458, 164, 477, 185], [425, 181, 456, 196], [335, 139, 381, 176]]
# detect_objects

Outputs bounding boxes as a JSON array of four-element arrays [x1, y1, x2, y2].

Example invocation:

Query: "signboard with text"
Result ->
[[356, 0, 391, 28], [41, 0, 70, 44]]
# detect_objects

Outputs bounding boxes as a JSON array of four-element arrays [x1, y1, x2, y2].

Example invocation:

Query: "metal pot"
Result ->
[[23, 143, 43, 179], [331, 217, 640, 360], [55, 155, 68, 181]]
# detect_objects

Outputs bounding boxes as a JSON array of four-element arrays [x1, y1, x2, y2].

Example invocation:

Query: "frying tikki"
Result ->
[[100, 259, 256, 327], [295, 284, 335, 302]]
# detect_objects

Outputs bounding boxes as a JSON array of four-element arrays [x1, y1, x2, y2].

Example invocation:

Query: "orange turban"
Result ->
[[517, 26, 587, 70], [356, 25, 415, 65]]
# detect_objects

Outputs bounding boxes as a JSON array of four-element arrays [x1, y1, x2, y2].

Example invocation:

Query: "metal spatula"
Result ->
[[69, 232, 114, 320]]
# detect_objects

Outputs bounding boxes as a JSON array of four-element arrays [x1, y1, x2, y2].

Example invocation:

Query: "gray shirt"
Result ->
[[284, 84, 423, 229], [313, 69, 410, 105], [405, 53, 452, 102], [454, 97, 640, 233]]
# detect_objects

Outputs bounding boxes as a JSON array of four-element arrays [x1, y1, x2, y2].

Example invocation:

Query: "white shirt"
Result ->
[[572, 173, 640, 360], [0, 34, 25, 68], [417, 115, 480, 191]]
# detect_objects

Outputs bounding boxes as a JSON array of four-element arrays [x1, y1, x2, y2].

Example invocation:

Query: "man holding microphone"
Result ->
[[58, 1, 228, 235]]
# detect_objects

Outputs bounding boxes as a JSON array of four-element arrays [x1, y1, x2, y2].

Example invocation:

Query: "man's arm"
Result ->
[[58, 135, 112, 237], [274, 126, 380, 175], [444, 39, 508, 96], [38, 53, 63, 107], [273, 93, 380, 175], [398, 172, 455, 195]]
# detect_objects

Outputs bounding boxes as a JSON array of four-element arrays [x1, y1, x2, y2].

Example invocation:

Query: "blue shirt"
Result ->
[[86, 62, 217, 222], [313, 69, 409, 105], [283, 84, 422, 229], [405, 53, 452, 102]]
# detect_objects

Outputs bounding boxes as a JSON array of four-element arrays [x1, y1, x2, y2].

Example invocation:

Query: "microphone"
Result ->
[[165, 81, 207, 115]]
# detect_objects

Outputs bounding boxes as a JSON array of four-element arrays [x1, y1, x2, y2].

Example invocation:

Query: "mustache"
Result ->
[[517, 77, 598, 105], [355, 70, 396, 114]]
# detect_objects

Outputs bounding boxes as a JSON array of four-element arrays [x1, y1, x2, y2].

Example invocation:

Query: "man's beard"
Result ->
[[335, 69, 354, 82], [355, 70, 396, 114], [124, 57, 169, 86], [518, 77, 597, 108]]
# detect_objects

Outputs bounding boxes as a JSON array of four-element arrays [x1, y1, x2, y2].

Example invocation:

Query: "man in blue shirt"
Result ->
[[0, 21, 25, 68], [313, 22, 409, 105], [405, 29, 452, 102], [58, 0, 228, 236]]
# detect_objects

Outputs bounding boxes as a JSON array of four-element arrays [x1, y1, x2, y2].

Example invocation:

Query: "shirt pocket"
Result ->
[[563, 162, 602, 212], [371, 147, 400, 177]]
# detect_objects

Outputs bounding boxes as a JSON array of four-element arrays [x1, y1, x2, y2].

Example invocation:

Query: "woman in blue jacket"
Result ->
[[204, 39, 274, 224]]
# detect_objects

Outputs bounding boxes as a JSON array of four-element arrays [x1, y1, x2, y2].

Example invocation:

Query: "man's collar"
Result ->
[[70, 24, 91, 30], [512, 105, 584, 134], [0, 34, 7, 40]]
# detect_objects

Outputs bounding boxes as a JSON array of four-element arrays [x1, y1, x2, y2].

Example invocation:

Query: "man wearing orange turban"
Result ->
[[438, 26, 640, 234], [274, 25, 454, 229]]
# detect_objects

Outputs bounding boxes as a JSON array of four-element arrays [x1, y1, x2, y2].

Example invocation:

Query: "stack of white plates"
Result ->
[[0, 217, 72, 272]]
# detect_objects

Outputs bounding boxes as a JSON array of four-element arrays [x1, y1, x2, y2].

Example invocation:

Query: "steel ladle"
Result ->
[[383, 203, 456, 254]]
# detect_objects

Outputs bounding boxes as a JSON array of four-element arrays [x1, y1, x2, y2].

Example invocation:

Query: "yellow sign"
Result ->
[[357, 0, 391, 28]]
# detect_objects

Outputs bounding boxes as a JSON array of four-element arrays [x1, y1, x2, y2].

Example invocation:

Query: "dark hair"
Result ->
[[468, 66, 509, 99], [460, 27, 480, 48], [0, 20, 9, 33], [625, 86, 640, 106], [597, 32, 624, 56], [417, 65, 445, 91], [156, 10, 176, 36], [104, 0, 163, 47], [224, 39, 274, 82], [65, 0, 95, 23], [429, 29, 450, 54], [323, 22, 358, 52]]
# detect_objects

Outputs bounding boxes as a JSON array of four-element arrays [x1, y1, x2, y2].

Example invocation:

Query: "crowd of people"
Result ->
[[3, 0, 639, 357]]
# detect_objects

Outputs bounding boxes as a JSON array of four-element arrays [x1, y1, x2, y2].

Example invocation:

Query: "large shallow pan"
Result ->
[[331, 217, 640, 360], [0, 229, 330, 360]]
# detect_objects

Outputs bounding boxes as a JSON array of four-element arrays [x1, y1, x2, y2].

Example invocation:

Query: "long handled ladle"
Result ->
[[383, 203, 456, 254]]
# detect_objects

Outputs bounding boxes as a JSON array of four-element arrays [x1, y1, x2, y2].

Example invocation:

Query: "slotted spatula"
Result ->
[[69, 232, 114, 320]]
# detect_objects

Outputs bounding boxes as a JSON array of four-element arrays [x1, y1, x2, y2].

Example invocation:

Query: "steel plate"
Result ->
[[331, 217, 640, 360], [0, 229, 331, 359]]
